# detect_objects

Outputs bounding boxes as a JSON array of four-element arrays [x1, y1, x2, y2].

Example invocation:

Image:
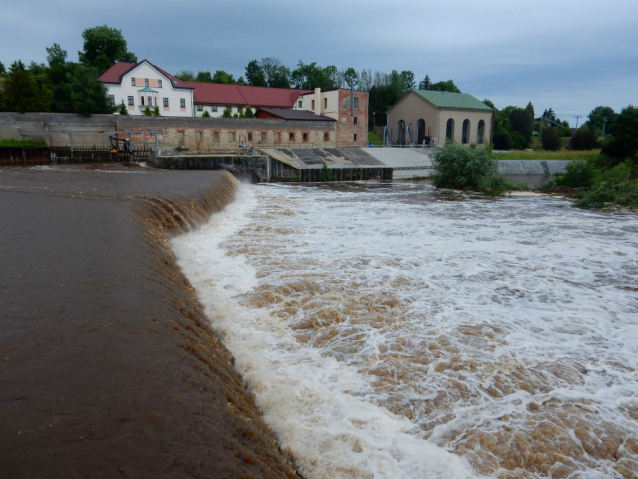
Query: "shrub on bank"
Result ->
[[431, 142, 514, 195], [574, 162, 638, 209]]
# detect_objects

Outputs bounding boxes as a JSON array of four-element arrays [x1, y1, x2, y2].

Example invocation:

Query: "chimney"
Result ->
[[314, 88, 321, 116]]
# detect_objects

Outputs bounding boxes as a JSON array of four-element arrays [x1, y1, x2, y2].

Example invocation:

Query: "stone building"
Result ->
[[387, 90, 494, 147]]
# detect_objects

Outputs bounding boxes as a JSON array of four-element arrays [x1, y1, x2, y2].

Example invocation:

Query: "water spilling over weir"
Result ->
[[173, 182, 638, 479]]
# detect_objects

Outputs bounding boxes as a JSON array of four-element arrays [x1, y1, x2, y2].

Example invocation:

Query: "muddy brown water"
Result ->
[[0, 164, 298, 478]]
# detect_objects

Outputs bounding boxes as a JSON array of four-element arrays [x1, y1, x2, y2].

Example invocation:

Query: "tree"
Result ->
[[542, 127, 561, 151], [245, 60, 266, 86], [1, 60, 52, 112], [260, 57, 290, 88], [431, 142, 498, 191], [418, 74, 431, 90], [429, 79, 461, 93], [0, 61, 5, 74], [482, 99, 496, 110], [525, 101, 535, 118], [221, 107, 231, 118], [117, 100, 128, 115], [601, 105, 638, 160], [201, 110, 210, 117], [492, 128, 513, 150], [52, 64, 115, 115], [196, 71, 213, 82], [78, 25, 137, 71], [153, 105, 160, 116], [242, 105, 255, 118], [174, 70, 195, 81], [400, 70, 416, 93], [211, 70, 235, 84], [587, 106, 617, 132], [342, 67, 358, 89], [143, 106, 152, 116], [542, 108, 557, 122], [569, 129, 599, 150], [509, 108, 533, 144]]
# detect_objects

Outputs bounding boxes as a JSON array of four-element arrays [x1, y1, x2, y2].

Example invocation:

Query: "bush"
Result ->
[[321, 162, 332, 181], [153, 105, 160, 116], [201, 110, 210, 117], [569, 130, 599, 150], [117, 100, 128, 115], [431, 142, 498, 191], [552, 160, 601, 188], [574, 162, 638, 209], [143, 106, 152, 116], [222, 108, 231, 118], [542, 128, 561, 151], [492, 128, 513, 150], [510, 131, 528, 149], [601, 105, 638, 160]]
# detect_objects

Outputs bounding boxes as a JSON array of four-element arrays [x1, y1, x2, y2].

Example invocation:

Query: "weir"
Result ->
[[0, 165, 298, 478]]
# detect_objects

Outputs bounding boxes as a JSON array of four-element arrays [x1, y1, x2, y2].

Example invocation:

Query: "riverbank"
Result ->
[[0, 164, 298, 478]]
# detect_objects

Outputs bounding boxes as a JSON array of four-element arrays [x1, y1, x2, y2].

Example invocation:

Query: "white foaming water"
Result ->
[[172, 182, 638, 479]]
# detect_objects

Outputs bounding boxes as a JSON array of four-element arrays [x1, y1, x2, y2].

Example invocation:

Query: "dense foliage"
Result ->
[[542, 128, 562, 151], [569, 129, 599, 150], [600, 105, 638, 161], [78, 25, 137, 71], [431, 142, 511, 194], [0, 61, 52, 112]]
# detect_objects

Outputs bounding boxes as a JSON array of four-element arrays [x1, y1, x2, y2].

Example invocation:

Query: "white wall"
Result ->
[[106, 61, 194, 117], [300, 90, 340, 120]]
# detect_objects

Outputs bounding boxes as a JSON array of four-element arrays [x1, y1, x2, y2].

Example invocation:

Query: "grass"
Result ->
[[368, 131, 383, 146], [0, 139, 47, 147], [491, 149, 601, 160]]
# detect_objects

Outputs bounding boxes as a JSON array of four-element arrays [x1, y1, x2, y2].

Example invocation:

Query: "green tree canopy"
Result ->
[[78, 25, 137, 71], [55, 64, 116, 115], [174, 70, 195, 81], [482, 99, 496, 110], [525, 101, 535, 118], [601, 105, 638, 160], [245, 60, 266, 87], [587, 106, 617, 132], [260, 57, 290, 88], [429, 79, 461, 93], [211, 70, 236, 84], [418, 74, 431, 90], [509, 108, 534, 142], [342, 67, 358, 89], [399, 70, 416, 93], [1, 60, 52, 112], [196, 71, 213, 82], [0, 61, 6, 74]]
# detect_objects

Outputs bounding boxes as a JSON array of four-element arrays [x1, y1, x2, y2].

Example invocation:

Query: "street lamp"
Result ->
[[373, 112, 376, 129]]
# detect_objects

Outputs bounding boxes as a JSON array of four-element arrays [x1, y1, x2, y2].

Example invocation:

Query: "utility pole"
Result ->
[[574, 115, 581, 129], [602, 117, 608, 138]]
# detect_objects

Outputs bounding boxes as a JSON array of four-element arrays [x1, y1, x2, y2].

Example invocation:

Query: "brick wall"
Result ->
[[336, 90, 369, 146]]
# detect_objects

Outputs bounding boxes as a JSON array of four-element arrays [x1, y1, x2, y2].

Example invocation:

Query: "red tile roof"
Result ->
[[185, 82, 312, 108], [98, 61, 193, 90]]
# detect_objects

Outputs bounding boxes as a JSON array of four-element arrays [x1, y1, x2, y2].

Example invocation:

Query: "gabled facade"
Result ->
[[186, 82, 312, 118], [98, 60, 195, 117], [387, 90, 495, 147]]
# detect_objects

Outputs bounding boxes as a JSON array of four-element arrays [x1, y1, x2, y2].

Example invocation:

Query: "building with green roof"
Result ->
[[387, 90, 495, 147]]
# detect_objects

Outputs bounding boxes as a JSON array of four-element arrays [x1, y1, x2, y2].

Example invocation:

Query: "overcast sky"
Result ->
[[1, 0, 636, 123]]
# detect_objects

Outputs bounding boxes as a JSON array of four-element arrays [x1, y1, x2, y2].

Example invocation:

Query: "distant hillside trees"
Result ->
[[601, 105, 638, 161], [0, 60, 52, 112]]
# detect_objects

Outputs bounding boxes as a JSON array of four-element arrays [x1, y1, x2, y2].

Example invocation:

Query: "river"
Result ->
[[172, 182, 638, 479]]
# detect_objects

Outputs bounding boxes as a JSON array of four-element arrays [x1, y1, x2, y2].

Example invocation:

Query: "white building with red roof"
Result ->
[[185, 82, 312, 117], [98, 60, 195, 117]]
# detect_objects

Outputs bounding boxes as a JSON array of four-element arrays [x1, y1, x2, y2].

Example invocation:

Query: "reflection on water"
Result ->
[[173, 182, 638, 479]]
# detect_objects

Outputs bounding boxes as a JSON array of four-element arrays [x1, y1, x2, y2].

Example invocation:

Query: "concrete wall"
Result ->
[[388, 91, 494, 147], [0, 112, 115, 147]]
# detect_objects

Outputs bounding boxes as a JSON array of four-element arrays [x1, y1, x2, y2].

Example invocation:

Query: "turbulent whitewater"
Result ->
[[172, 182, 638, 479]]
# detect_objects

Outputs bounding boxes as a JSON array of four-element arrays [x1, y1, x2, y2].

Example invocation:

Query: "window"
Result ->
[[446, 119, 455, 141], [196, 132, 202, 142], [275, 132, 281, 142], [289, 132, 295, 141], [108, 95, 115, 105], [354, 97, 359, 108], [180, 98, 186, 108], [140, 96, 145, 106], [158, 80, 162, 88], [147, 96, 153, 107], [211, 106, 218, 112], [238, 107, 243, 113], [260, 132, 266, 142], [311, 100, 315, 110], [229, 132, 235, 142], [178, 132, 184, 142], [298, 100, 302, 108], [354, 134, 358, 142], [163, 98, 169, 107], [128, 96, 134, 106], [144, 78, 149, 87], [303, 133, 308, 142], [324, 98, 327, 109], [324, 132, 329, 141], [477, 120, 485, 144], [462, 119, 470, 144], [354, 117, 358, 125], [197, 105, 203, 111], [213, 132, 219, 142], [131, 77, 135, 86], [248, 133, 253, 141]]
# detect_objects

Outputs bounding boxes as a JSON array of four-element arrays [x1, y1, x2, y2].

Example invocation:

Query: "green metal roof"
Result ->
[[412, 90, 493, 111], [138, 87, 157, 92]]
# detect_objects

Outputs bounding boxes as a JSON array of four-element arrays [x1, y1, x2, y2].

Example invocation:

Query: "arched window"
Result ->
[[398, 120, 406, 144], [417, 119, 426, 144], [446, 119, 454, 141], [477, 120, 485, 144], [462, 119, 470, 144]]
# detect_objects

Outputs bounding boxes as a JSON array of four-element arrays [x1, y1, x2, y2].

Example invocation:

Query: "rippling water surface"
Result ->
[[172, 182, 638, 479]]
